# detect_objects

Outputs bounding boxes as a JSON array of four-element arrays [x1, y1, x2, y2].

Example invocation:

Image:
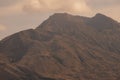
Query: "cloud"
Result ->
[[86, 0, 120, 8], [0, 24, 6, 31], [0, 0, 22, 7], [0, 0, 24, 17], [23, 0, 92, 15]]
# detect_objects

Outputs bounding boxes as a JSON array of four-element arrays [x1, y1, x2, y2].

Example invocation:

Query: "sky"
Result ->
[[0, 0, 120, 40]]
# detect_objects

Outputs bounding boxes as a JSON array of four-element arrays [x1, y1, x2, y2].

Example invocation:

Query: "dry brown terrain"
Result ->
[[0, 13, 120, 80]]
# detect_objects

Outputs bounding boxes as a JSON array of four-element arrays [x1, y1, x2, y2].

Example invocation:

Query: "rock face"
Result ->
[[0, 13, 120, 80]]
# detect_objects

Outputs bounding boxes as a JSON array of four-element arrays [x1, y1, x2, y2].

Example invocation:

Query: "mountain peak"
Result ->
[[93, 13, 116, 22], [85, 13, 120, 30], [52, 13, 70, 16], [95, 13, 106, 16], [36, 13, 85, 33], [93, 13, 119, 22], [49, 12, 73, 20], [93, 13, 109, 19]]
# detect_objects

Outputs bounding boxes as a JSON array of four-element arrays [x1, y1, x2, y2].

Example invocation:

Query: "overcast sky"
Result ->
[[0, 0, 120, 39]]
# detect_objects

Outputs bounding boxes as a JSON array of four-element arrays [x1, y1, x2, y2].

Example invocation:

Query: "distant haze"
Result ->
[[0, 0, 120, 39]]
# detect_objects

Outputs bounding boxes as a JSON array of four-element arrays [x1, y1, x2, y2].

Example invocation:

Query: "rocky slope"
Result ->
[[0, 13, 120, 80]]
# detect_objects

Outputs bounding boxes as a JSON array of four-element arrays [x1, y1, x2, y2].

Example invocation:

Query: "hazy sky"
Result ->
[[0, 0, 120, 39]]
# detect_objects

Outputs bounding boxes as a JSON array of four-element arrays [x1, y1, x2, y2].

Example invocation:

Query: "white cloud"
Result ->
[[0, 24, 6, 31], [0, 1, 24, 17], [23, 0, 92, 15], [0, 0, 93, 17], [0, 0, 119, 20]]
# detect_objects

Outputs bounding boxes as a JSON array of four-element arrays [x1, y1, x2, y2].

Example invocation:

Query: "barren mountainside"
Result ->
[[0, 13, 120, 80]]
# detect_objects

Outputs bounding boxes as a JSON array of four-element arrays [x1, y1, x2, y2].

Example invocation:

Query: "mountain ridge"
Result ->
[[0, 13, 120, 80]]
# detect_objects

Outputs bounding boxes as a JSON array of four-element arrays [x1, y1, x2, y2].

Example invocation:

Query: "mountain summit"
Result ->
[[0, 13, 120, 80]]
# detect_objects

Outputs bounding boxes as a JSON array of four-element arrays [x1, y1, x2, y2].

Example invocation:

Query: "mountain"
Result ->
[[0, 13, 120, 80], [0, 63, 56, 80]]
